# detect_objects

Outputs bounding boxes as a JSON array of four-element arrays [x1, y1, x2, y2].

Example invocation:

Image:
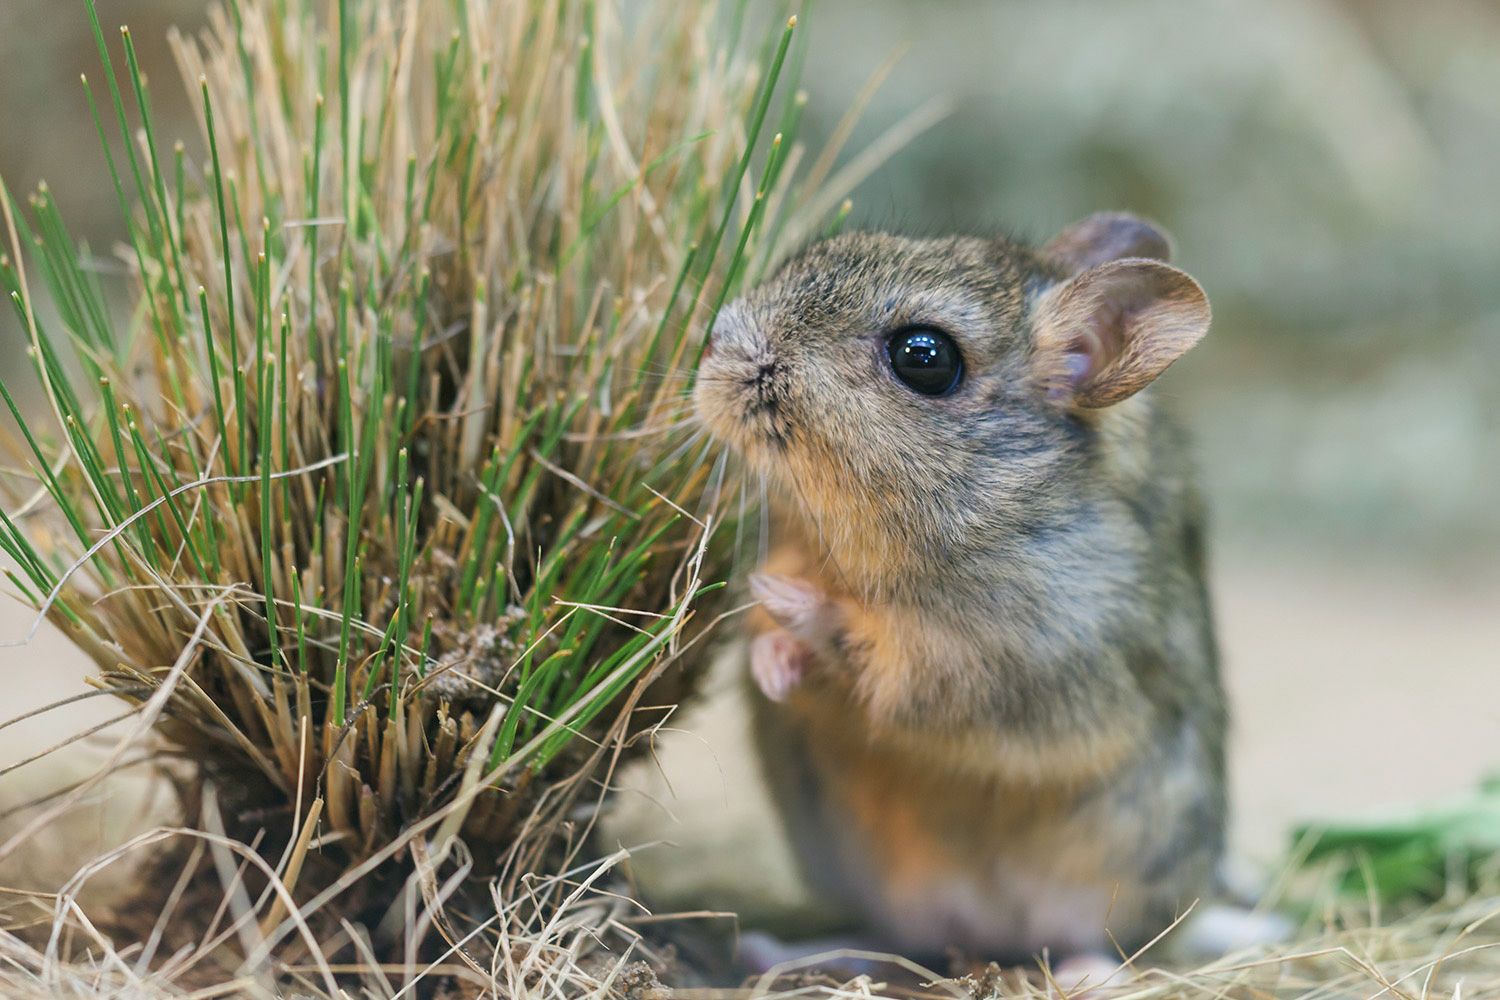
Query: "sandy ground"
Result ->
[[1, 543, 1497, 919]]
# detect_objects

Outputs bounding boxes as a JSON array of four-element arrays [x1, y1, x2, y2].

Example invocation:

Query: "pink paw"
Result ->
[[749, 572, 827, 634], [750, 630, 808, 702]]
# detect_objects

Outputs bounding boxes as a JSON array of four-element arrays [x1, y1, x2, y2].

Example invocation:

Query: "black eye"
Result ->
[[886, 327, 963, 396]]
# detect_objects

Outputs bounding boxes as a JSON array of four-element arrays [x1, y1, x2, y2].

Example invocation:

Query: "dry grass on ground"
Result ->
[[3, 840, 1500, 998]]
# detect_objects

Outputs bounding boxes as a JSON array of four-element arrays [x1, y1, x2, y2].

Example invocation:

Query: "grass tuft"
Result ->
[[0, 0, 830, 866]]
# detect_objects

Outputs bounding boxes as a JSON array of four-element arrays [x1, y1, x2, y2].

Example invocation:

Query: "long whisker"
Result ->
[[562, 411, 698, 443], [697, 446, 730, 527], [659, 424, 710, 473], [732, 468, 749, 572], [757, 469, 770, 570]]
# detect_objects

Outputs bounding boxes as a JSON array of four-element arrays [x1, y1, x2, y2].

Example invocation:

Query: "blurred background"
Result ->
[[1, 0, 1496, 913]]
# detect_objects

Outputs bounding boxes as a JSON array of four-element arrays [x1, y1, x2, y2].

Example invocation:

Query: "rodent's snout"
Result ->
[[693, 299, 791, 452], [699, 300, 772, 375]]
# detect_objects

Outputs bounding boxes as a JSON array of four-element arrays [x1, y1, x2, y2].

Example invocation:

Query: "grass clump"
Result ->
[[0, 0, 820, 875]]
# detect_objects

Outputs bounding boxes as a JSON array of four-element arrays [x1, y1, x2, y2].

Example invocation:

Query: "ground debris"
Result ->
[[425, 609, 527, 702]]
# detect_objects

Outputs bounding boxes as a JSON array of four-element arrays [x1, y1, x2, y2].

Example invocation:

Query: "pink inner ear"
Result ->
[[1053, 351, 1093, 401], [1065, 351, 1093, 379], [1063, 297, 1132, 394], [1035, 257, 1211, 409]]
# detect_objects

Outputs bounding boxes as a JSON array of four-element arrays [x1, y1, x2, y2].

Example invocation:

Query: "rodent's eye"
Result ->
[[886, 327, 963, 397]]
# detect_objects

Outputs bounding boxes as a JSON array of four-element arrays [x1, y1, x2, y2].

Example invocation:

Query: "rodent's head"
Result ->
[[693, 214, 1211, 581]]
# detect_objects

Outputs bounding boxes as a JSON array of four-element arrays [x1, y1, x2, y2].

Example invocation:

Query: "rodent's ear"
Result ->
[[1032, 258, 1210, 409], [1042, 212, 1172, 274]]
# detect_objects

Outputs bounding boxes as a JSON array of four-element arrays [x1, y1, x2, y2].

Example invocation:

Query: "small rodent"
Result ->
[[694, 214, 1227, 974]]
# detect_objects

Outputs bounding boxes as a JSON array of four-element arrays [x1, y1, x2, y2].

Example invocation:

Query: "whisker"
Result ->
[[698, 447, 730, 527], [561, 412, 698, 443], [757, 469, 771, 569]]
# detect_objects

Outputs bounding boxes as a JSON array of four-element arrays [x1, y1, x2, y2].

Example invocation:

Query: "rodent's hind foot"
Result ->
[[1045, 952, 1131, 998], [750, 630, 808, 702], [737, 930, 943, 983], [1175, 902, 1294, 958]]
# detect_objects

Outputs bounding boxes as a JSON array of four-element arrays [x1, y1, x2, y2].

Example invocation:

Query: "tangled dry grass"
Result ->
[[5, 842, 1500, 998]]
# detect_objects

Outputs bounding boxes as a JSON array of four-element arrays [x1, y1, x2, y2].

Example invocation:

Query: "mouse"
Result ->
[[693, 213, 1242, 984]]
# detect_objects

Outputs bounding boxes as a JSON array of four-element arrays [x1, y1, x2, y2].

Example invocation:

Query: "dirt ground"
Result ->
[[2, 542, 1497, 918]]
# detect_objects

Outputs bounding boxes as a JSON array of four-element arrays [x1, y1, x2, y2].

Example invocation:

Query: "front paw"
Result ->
[[750, 630, 809, 703], [749, 572, 834, 640]]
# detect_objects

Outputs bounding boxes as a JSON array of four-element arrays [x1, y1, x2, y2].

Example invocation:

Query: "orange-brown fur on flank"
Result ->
[[696, 219, 1225, 962]]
